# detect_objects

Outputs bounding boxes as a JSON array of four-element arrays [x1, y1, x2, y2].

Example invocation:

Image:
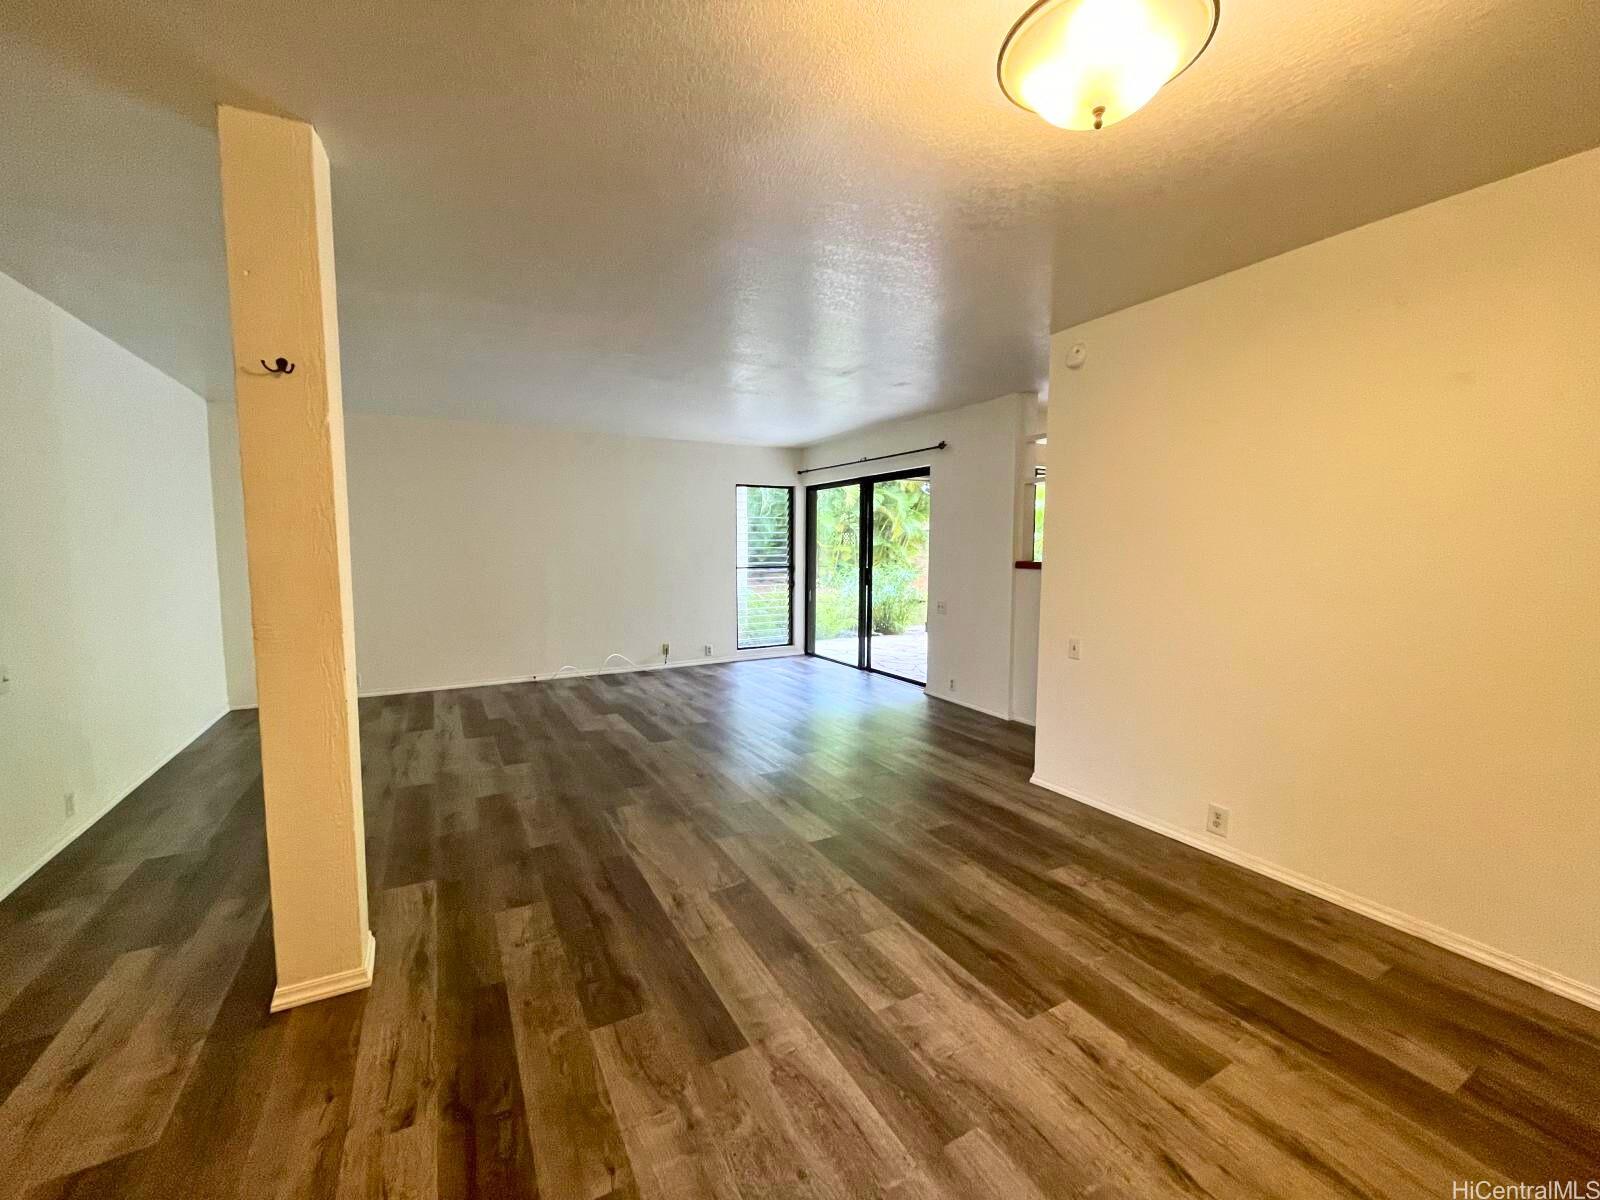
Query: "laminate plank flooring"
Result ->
[[3, 657, 1598, 1198]]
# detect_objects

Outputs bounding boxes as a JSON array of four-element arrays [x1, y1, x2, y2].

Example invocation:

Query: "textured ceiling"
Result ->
[[3, 0, 1599, 445]]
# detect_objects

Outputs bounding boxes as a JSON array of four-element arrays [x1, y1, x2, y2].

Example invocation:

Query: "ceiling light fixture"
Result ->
[[998, 0, 1219, 131]]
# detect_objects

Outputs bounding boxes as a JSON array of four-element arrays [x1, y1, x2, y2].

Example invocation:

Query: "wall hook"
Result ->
[[261, 357, 295, 375]]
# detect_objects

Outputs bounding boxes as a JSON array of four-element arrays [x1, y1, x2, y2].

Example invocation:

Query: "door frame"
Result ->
[[803, 466, 930, 685]]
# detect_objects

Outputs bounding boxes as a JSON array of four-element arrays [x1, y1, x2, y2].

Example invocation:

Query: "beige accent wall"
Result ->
[[0, 269, 228, 898], [216, 106, 370, 1002], [1035, 147, 1600, 1000]]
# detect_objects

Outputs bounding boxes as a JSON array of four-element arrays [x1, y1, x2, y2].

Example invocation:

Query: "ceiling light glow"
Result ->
[[998, 0, 1218, 131]]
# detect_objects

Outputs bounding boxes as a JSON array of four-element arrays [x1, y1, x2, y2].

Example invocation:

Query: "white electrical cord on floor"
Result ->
[[550, 652, 648, 679]]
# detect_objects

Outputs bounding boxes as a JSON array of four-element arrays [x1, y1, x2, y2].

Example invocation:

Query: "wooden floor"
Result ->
[[2, 658, 1597, 1199]]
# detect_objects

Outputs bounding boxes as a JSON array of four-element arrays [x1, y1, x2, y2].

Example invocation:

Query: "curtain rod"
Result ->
[[796, 441, 948, 477]]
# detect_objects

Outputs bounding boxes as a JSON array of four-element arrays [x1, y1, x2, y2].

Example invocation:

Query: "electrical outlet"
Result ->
[[0, 664, 10, 696], [947, 677, 957, 692], [703, 644, 713, 657], [935, 600, 947, 616], [64, 791, 76, 819], [1206, 804, 1230, 838], [661, 642, 671, 659], [1067, 638, 1080, 660]]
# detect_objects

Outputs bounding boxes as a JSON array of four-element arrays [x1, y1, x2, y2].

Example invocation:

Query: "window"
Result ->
[[736, 485, 794, 649], [1032, 468, 1046, 562]]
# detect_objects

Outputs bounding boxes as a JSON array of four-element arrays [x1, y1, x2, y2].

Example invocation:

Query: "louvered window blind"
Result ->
[[735, 486, 793, 649]]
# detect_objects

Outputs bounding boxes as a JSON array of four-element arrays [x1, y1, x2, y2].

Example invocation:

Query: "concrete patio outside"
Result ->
[[813, 628, 927, 683]]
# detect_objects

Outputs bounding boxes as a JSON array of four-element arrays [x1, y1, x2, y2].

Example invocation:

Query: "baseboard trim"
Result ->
[[1030, 774, 1600, 1014], [271, 929, 377, 1012], [229, 648, 805, 708], [928, 691, 1019, 724], [0, 705, 231, 903]]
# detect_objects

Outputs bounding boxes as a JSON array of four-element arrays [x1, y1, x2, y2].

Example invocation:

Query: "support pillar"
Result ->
[[216, 105, 373, 1010]]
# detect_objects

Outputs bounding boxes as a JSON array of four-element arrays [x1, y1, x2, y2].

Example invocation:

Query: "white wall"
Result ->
[[0, 270, 229, 897], [211, 394, 1035, 715], [1009, 570, 1041, 725], [207, 404, 257, 706], [1036, 147, 1600, 1001], [799, 394, 1029, 720], [1009, 397, 1048, 725], [210, 408, 803, 702]]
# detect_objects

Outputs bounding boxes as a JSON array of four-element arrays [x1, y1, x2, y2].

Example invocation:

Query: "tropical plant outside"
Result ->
[[870, 478, 930, 634], [812, 478, 930, 641], [1033, 480, 1046, 562], [813, 485, 861, 642]]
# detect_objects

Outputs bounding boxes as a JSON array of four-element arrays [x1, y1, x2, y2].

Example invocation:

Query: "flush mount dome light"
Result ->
[[998, 0, 1218, 131]]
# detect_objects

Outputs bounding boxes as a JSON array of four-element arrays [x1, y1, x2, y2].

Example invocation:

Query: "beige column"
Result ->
[[216, 105, 373, 1011]]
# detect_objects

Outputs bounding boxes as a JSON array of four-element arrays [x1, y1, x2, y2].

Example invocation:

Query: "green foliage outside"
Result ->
[[1033, 480, 1046, 562], [813, 479, 930, 639], [743, 483, 792, 528], [813, 486, 861, 640], [870, 478, 930, 634]]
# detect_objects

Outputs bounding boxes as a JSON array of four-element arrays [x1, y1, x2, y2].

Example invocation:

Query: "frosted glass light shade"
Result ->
[[998, 0, 1219, 130]]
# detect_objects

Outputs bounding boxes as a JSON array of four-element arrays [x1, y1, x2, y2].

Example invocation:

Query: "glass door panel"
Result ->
[[868, 477, 931, 684], [810, 483, 863, 667]]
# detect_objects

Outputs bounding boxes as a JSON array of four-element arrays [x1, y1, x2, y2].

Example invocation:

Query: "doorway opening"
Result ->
[[805, 468, 931, 685]]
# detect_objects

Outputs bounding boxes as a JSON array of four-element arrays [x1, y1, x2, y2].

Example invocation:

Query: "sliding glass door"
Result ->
[[868, 476, 930, 684], [806, 470, 931, 684], [809, 483, 864, 667]]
